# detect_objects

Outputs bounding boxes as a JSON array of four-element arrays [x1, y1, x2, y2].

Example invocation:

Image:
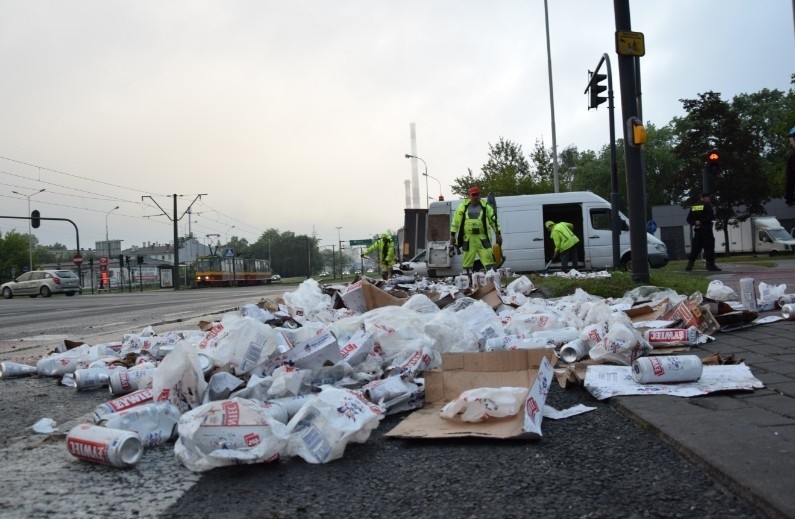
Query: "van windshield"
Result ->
[[767, 228, 793, 241]]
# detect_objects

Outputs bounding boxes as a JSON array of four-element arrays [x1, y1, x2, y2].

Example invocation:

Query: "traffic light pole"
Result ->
[[614, 0, 649, 283]]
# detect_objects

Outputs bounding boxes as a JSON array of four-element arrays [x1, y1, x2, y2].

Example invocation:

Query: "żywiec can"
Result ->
[[93, 388, 154, 422], [108, 368, 157, 395], [74, 367, 120, 391], [642, 326, 699, 347], [559, 338, 589, 363], [632, 355, 703, 384], [98, 402, 181, 447], [781, 303, 795, 321], [0, 361, 38, 379], [66, 424, 143, 468]]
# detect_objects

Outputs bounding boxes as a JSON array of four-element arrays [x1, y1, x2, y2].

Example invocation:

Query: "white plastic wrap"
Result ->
[[152, 340, 208, 411], [705, 280, 739, 302], [197, 314, 282, 375], [282, 278, 334, 324], [284, 386, 384, 464], [175, 398, 289, 472], [588, 321, 652, 366], [439, 387, 529, 422]]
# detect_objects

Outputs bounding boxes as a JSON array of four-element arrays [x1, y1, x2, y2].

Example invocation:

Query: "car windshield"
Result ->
[[54, 271, 78, 278]]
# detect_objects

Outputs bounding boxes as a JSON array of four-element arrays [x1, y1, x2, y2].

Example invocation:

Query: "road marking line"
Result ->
[[91, 321, 129, 328]]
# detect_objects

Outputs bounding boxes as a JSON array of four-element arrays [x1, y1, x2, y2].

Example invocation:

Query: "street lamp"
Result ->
[[12, 188, 45, 271], [105, 206, 120, 242], [336, 226, 343, 278], [423, 172, 443, 201], [225, 225, 235, 245], [404, 154, 429, 208]]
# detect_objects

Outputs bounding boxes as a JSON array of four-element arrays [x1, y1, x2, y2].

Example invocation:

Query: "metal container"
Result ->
[[92, 388, 154, 422], [782, 303, 795, 321], [98, 402, 181, 447], [560, 338, 589, 363], [108, 368, 157, 395], [74, 367, 118, 391], [642, 326, 699, 347], [632, 355, 703, 384], [0, 361, 38, 379], [777, 294, 795, 309], [66, 424, 143, 468]]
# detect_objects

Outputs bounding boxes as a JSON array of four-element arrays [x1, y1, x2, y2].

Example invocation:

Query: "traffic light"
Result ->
[[137, 255, 144, 265], [707, 150, 721, 173], [119, 254, 124, 267], [31, 210, 41, 229], [125, 255, 131, 268], [588, 72, 607, 109]]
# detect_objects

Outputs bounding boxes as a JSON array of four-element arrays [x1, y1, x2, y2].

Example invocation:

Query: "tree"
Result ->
[[0, 230, 30, 281], [672, 91, 769, 251]]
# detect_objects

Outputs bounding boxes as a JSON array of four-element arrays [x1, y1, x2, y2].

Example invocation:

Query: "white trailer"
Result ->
[[425, 191, 669, 276], [714, 216, 795, 255]]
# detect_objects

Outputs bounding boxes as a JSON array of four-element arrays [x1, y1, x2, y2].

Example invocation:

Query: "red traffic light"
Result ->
[[707, 151, 720, 163]]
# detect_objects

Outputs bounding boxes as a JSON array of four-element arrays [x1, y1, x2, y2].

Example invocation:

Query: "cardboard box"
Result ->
[[466, 281, 502, 309], [341, 281, 408, 313], [386, 349, 555, 440]]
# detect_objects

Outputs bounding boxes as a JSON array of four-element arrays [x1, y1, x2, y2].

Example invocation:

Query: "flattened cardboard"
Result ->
[[624, 299, 669, 323], [386, 349, 555, 440]]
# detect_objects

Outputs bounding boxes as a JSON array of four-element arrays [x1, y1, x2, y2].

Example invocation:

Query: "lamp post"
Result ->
[[423, 172, 443, 201], [105, 206, 119, 242], [404, 154, 429, 208], [12, 188, 45, 271], [225, 225, 235, 245], [336, 226, 343, 278]]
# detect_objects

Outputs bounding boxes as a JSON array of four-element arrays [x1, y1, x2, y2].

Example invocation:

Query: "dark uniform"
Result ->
[[686, 193, 721, 271]]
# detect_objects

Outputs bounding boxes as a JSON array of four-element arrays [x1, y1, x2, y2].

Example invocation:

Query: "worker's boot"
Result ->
[[685, 261, 694, 271]]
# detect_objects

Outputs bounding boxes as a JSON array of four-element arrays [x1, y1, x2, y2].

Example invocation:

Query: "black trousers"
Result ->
[[689, 228, 715, 265]]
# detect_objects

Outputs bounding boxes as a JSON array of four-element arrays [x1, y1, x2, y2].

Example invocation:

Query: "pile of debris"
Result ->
[[1, 273, 778, 472]]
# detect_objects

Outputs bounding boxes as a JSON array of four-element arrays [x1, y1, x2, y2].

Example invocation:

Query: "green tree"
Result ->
[[672, 91, 769, 239], [0, 230, 30, 281]]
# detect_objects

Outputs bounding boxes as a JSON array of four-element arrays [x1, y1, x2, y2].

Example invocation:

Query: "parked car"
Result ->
[[1, 270, 81, 299], [392, 250, 428, 277]]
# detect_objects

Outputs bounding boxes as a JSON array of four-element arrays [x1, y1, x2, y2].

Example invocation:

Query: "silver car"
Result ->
[[1, 270, 81, 298], [392, 250, 428, 277]]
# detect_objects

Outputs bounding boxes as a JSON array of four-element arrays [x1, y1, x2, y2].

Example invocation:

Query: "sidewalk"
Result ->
[[614, 283, 795, 518]]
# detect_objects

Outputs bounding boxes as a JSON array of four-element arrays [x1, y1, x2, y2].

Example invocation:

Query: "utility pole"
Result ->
[[142, 193, 206, 290]]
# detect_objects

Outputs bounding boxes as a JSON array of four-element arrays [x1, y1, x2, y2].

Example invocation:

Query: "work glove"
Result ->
[[496, 233, 503, 246]]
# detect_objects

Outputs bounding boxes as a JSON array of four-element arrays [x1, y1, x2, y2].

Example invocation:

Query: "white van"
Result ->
[[425, 191, 668, 276], [714, 216, 795, 255]]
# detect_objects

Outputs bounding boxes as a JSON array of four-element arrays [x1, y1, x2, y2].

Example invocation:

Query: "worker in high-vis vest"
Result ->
[[450, 186, 502, 271], [362, 231, 396, 279], [545, 220, 581, 272]]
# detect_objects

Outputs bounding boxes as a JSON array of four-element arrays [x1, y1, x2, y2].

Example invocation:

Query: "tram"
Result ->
[[194, 255, 273, 287]]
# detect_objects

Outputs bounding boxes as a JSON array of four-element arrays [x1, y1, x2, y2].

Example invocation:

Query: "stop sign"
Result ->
[[99, 256, 109, 267], [73, 254, 83, 267]]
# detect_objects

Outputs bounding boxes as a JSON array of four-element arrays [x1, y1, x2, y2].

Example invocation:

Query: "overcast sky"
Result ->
[[0, 0, 793, 256]]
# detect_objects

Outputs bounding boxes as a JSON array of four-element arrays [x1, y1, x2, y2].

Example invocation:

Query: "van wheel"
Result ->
[[620, 256, 631, 271]]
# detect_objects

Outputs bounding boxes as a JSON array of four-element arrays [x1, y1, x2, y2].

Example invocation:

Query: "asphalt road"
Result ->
[[0, 282, 772, 518]]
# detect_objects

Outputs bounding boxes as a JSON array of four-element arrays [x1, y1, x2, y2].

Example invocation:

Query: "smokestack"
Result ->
[[410, 123, 420, 209], [404, 179, 412, 209]]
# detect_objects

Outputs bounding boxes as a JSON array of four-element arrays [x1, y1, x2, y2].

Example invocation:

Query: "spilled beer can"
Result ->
[[0, 361, 38, 379], [781, 303, 795, 321], [108, 368, 156, 395], [98, 402, 181, 447], [93, 388, 154, 422], [777, 295, 795, 310], [74, 367, 120, 391], [642, 326, 699, 347], [632, 355, 703, 384], [559, 339, 589, 363], [66, 424, 143, 468]]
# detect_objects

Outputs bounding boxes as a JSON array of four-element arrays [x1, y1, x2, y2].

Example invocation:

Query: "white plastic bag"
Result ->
[[440, 387, 529, 422], [706, 280, 739, 302], [588, 321, 652, 366], [152, 340, 208, 411], [285, 386, 384, 464], [197, 314, 282, 375], [757, 281, 787, 303], [175, 398, 289, 472]]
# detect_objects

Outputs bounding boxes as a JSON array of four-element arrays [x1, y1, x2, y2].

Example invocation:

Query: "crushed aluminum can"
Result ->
[[66, 424, 143, 468], [0, 361, 38, 379], [631, 355, 703, 384], [98, 402, 181, 447], [108, 368, 157, 395], [92, 388, 154, 422]]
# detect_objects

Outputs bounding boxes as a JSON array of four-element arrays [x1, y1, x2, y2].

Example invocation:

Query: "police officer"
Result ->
[[450, 186, 502, 272], [686, 192, 721, 272]]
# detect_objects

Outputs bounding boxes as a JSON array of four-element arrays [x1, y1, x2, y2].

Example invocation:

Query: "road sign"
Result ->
[[349, 239, 373, 247], [73, 254, 83, 267], [615, 30, 645, 57], [99, 256, 109, 267], [224, 248, 236, 258]]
